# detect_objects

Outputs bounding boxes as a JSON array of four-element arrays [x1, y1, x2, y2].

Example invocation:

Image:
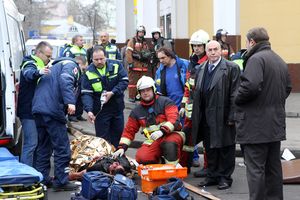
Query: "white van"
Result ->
[[25, 38, 70, 59], [0, 0, 25, 154]]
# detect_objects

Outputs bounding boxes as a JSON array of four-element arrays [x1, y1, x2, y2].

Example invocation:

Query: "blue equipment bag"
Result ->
[[149, 177, 194, 200], [80, 171, 112, 200], [108, 174, 137, 200]]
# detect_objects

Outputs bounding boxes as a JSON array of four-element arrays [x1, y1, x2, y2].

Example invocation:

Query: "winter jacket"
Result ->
[[32, 57, 80, 123]]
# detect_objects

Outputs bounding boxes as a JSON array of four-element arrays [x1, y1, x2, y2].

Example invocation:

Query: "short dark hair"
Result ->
[[93, 46, 106, 57], [35, 41, 53, 53], [75, 55, 87, 65], [156, 47, 176, 59], [246, 27, 269, 43]]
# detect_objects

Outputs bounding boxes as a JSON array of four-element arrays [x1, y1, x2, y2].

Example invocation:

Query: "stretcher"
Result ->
[[0, 147, 47, 200]]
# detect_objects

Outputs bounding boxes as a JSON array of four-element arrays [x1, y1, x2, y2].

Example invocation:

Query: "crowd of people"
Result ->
[[17, 26, 291, 200]]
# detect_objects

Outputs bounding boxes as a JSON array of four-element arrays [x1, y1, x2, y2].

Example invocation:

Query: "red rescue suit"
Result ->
[[118, 95, 184, 164], [180, 54, 208, 168]]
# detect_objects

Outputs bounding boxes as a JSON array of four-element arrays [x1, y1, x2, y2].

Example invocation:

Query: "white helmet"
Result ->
[[136, 25, 146, 34], [151, 27, 161, 34], [137, 76, 156, 92], [189, 29, 210, 45]]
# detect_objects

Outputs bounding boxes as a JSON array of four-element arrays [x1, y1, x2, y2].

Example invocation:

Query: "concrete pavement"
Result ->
[[66, 92, 300, 199], [71, 92, 300, 157]]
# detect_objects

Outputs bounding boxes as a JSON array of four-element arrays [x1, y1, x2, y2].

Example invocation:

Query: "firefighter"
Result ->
[[32, 57, 81, 191], [215, 29, 235, 60], [112, 76, 184, 165], [126, 25, 152, 103], [81, 47, 128, 148], [179, 29, 210, 175], [63, 34, 87, 58]]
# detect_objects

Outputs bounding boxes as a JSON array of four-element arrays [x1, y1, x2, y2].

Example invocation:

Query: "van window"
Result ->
[[7, 15, 24, 71]]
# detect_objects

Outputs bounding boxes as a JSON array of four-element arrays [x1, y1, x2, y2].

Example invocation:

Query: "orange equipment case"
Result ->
[[137, 164, 188, 193]]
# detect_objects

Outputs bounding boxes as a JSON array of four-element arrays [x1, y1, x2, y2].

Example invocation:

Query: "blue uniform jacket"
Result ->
[[155, 57, 189, 105], [17, 55, 44, 119], [81, 59, 128, 114], [32, 57, 80, 123]]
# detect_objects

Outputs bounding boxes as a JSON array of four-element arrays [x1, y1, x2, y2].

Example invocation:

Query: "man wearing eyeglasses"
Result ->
[[17, 41, 53, 167]]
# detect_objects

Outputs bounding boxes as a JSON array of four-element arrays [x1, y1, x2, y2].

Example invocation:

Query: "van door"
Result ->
[[0, 0, 25, 151]]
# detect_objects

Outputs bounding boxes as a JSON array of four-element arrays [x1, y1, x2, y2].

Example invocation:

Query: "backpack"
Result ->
[[81, 171, 113, 200], [149, 178, 194, 200], [108, 174, 137, 200]]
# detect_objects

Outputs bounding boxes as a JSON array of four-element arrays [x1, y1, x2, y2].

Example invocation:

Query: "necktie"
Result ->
[[208, 64, 215, 74]]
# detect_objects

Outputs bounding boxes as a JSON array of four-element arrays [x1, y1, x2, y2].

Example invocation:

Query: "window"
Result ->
[[7, 15, 24, 71], [69, 26, 78, 32]]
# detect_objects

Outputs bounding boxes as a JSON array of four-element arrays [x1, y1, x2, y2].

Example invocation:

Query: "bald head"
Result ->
[[206, 40, 222, 63], [100, 32, 109, 45]]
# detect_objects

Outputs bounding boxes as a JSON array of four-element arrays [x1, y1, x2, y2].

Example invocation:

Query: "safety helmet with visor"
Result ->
[[137, 76, 156, 93], [136, 25, 146, 35], [189, 29, 209, 45]]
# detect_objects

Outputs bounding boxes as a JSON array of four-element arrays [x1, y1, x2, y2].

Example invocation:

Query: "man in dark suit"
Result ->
[[191, 40, 240, 190], [235, 27, 292, 200]]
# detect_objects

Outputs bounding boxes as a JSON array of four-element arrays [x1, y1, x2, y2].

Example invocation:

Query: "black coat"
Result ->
[[235, 41, 292, 144], [191, 58, 240, 148]]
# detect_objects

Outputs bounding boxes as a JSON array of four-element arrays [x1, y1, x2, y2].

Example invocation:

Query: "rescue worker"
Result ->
[[149, 27, 172, 77], [126, 25, 152, 102], [32, 57, 81, 191], [81, 47, 128, 148], [68, 56, 88, 122], [63, 34, 87, 58], [17, 41, 52, 167], [112, 76, 184, 165], [216, 29, 235, 60], [178, 30, 209, 174], [86, 32, 121, 65]]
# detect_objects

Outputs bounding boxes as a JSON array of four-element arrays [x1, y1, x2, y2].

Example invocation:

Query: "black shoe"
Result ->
[[53, 182, 79, 192], [76, 116, 87, 121], [198, 178, 218, 187], [194, 167, 208, 178], [68, 116, 78, 122], [218, 182, 231, 190]]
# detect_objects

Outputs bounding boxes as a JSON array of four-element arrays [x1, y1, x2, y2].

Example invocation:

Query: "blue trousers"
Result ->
[[34, 114, 71, 186], [20, 118, 38, 167], [95, 110, 124, 148]]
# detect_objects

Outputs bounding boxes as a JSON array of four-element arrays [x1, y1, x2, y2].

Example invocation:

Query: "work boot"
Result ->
[[76, 116, 87, 121], [53, 182, 79, 192]]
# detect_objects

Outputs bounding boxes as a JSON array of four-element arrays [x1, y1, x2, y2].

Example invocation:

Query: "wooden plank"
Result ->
[[184, 182, 221, 200]]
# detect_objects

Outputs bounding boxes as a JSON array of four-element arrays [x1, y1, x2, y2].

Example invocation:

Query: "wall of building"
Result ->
[[240, 0, 300, 64], [188, 0, 300, 92]]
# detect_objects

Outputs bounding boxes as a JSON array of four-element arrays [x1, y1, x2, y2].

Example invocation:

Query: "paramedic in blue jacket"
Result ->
[[32, 57, 81, 191], [17, 41, 52, 167], [155, 47, 188, 109], [81, 47, 128, 148]]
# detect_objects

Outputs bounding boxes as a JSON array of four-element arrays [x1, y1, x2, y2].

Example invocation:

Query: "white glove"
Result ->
[[112, 148, 125, 158], [179, 107, 185, 117], [150, 130, 163, 141]]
